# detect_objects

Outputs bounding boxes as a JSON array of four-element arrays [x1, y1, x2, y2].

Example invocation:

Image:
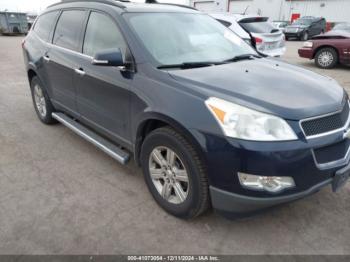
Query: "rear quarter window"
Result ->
[[33, 11, 59, 42], [53, 10, 86, 51]]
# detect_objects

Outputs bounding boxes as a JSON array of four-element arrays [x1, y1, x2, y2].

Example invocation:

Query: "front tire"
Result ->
[[30, 76, 57, 124], [315, 47, 338, 69], [141, 127, 210, 219]]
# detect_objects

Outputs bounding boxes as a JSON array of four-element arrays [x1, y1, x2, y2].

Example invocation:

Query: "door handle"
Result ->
[[43, 55, 50, 62], [74, 68, 86, 76]]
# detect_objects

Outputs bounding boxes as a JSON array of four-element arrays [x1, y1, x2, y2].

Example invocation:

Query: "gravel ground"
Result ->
[[0, 36, 349, 255]]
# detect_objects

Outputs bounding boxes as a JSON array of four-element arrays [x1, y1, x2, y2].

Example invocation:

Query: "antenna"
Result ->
[[243, 5, 249, 15]]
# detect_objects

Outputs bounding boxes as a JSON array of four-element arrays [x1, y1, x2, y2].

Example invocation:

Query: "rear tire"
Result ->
[[141, 127, 210, 219], [315, 47, 338, 69], [30, 76, 57, 124]]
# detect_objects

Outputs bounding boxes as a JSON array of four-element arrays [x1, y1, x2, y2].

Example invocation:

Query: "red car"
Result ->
[[298, 31, 350, 69]]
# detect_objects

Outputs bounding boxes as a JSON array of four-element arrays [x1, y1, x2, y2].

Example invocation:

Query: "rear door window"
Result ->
[[33, 11, 59, 42], [53, 10, 86, 51], [83, 12, 127, 57]]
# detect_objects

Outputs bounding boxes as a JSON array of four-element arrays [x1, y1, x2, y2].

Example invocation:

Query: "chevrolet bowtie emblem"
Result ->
[[343, 129, 350, 139]]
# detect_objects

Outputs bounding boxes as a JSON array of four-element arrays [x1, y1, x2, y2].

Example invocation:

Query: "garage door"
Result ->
[[193, 1, 220, 12]]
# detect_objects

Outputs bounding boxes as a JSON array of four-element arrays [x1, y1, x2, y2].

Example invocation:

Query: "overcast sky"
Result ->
[[0, 0, 188, 13]]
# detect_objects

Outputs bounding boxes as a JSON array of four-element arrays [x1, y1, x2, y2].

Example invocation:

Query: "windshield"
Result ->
[[125, 13, 256, 66], [292, 19, 312, 26]]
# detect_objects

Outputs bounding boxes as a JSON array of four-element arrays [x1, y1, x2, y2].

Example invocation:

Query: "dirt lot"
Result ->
[[0, 36, 349, 255]]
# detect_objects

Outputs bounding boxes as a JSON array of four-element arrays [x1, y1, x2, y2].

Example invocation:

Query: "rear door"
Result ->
[[74, 11, 133, 144], [29, 11, 60, 96], [45, 9, 87, 117]]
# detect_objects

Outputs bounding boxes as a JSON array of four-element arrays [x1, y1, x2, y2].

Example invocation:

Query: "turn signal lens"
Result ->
[[238, 173, 295, 193]]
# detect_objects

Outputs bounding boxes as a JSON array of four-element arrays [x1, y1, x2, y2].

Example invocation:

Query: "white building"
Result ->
[[190, 0, 350, 23]]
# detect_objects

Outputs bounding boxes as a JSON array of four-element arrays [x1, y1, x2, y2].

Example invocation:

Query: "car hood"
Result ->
[[312, 30, 350, 39], [168, 58, 345, 120]]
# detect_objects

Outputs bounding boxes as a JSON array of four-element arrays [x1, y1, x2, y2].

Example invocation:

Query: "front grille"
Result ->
[[301, 101, 349, 137], [313, 139, 350, 164]]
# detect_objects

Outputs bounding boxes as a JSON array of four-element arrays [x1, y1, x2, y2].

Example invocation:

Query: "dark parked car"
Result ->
[[298, 31, 350, 69], [285, 16, 326, 41], [22, 0, 350, 219]]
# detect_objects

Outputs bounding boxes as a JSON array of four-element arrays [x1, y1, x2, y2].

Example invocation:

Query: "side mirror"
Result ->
[[92, 48, 124, 67]]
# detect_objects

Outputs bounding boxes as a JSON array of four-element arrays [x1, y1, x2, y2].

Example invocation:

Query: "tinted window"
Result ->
[[33, 11, 59, 41], [293, 19, 313, 26], [83, 12, 126, 57], [53, 10, 86, 50], [216, 19, 232, 28], [240, 21, 276, 33]]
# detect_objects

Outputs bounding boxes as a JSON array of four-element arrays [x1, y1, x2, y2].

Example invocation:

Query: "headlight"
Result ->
[[303, 41, 313, 48], [205, 97, 297, 141]]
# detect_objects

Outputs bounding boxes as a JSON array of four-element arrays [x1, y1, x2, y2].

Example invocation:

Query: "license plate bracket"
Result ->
[[332, 164, 350, 192]]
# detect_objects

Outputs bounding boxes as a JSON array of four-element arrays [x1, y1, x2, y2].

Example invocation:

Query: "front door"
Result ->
[[74, 11, 133, 145]]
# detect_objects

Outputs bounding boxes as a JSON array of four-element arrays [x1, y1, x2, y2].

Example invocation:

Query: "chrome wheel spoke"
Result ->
[[150, 168, 164, 180], [173, 182, 186, 202], [174, 169, 188, 182], [152, 149, 167, 167], [166, 149, 176, 166], [161, 182, 172, 200]]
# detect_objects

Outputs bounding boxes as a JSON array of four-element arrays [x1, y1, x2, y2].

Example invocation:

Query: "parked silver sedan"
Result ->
[[211, 13, 286, 57]]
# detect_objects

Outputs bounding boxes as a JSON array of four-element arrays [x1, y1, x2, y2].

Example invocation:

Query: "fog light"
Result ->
[[238, 173, 295, 193]]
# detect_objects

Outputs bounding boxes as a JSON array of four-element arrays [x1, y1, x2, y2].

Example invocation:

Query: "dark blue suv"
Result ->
[[22, 0, 350, 219]]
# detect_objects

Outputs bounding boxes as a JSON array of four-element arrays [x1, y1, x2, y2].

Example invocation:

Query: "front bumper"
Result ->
[[285, 31, 304, 39], [298, 48, 313, 59], [210, 178, 332, 214], [260, 46, 286, 57], [190, 122, 350, 214]]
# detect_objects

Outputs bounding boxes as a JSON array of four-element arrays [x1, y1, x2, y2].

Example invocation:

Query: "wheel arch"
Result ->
[[313, 45, 339, 59], [27, 62, 39, 84], [134, 113, 206, 167], [27, 68, 37, 83]]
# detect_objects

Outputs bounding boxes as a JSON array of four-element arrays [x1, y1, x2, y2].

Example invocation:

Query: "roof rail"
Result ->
[[144, 0, 197, 10], [48, 0, 127, 9], [157, 3, 197, 11]]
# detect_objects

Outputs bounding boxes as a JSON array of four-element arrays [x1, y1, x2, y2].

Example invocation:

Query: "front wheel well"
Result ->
[[313, 45, 339, 59], [27, 69, 37, 83], [134, 118, 205, 167]]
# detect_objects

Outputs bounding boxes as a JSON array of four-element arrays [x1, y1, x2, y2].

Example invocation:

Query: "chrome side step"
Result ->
[[52, 112, 130, 164]]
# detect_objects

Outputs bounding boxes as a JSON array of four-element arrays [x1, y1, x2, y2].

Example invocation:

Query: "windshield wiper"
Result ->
[[157, 61, 223, 69], [223, 54, 262, 63]]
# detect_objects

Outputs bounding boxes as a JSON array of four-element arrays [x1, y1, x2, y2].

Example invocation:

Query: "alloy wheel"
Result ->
[[318, 51, 334, 68], [33, 84, 47, 118], [149, 146, 189, 204]]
